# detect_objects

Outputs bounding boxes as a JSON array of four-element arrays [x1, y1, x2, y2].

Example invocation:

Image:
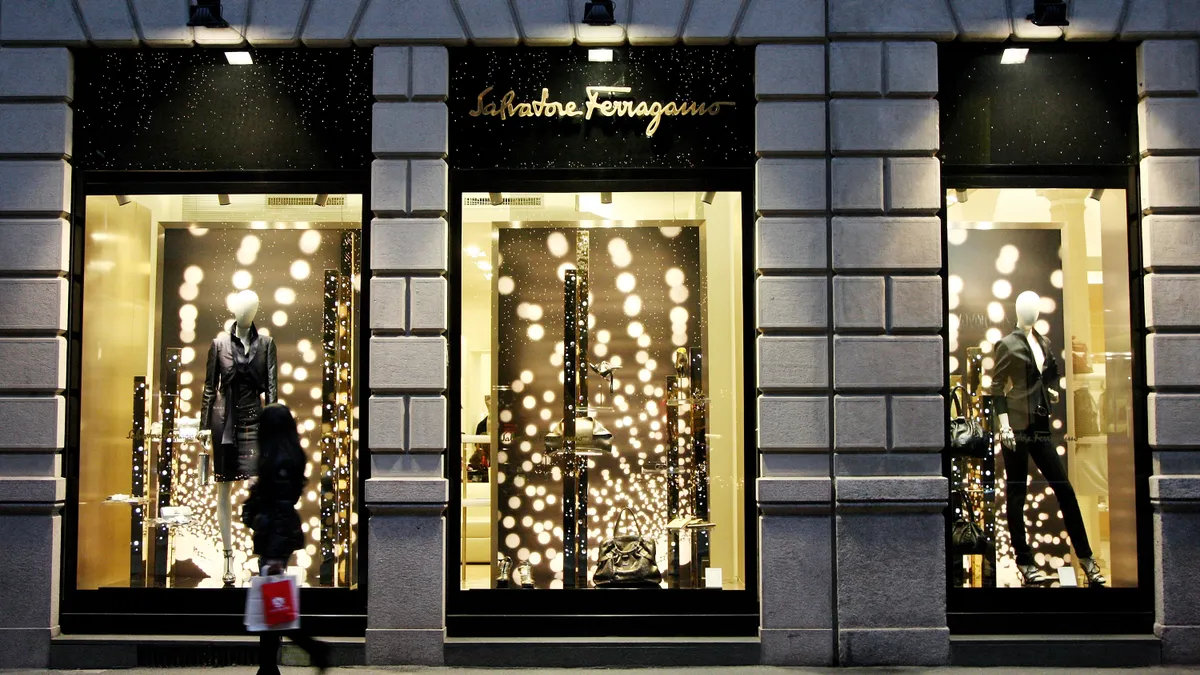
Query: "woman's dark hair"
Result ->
[[257, 403, 306, 476]]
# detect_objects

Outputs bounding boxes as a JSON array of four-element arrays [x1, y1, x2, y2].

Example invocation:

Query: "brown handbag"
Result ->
[[594, 508, 662, 588]]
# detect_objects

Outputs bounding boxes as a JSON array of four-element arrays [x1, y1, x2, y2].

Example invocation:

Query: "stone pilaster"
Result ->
[[0, 47, 73, 670], [1139, 37, 1200, 666], [365, 45, 450, 666], [829, 39, 949, 666]]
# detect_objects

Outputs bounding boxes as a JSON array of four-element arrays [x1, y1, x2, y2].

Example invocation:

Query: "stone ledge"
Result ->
[[1150, 474, 1200, 502], [0, 476, 64, 503], [760, 628, 835, 667], [364, 477, 448, 505], [838, 627, 950, 667], [365, 628, 445, 667]]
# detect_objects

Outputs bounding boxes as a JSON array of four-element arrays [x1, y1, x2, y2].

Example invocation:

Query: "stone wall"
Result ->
[[1139, 37, 1200, 665]]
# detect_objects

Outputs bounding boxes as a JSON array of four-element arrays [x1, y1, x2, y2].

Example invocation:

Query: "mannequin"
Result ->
[[198, 290, 278, 585], [993, 290, 1106, 587]]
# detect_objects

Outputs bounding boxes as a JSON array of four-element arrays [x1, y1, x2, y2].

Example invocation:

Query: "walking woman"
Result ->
[[242, 403, 329, 675]]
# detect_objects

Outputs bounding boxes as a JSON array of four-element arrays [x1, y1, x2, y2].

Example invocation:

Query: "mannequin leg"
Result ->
[[1027, 434, 1094, 559], [217, 481, 235, 584], [1001, 439, 1033, 567]]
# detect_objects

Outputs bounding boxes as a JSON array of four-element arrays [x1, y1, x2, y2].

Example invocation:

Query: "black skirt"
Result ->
[[214, 424, 258, 482]]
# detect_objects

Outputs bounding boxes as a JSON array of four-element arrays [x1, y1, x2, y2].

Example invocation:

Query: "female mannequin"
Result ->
[[993, 290, 1105, 587], [198, 290, 278, 585]]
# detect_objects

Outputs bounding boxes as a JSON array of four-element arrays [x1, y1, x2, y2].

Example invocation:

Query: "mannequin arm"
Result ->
[[266, 339, 278, 403], [997, 412, 1015, 449]]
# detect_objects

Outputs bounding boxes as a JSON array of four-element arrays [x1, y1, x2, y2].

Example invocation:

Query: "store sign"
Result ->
[[468, 85, 735, 138], [450, 46, 754, 170]]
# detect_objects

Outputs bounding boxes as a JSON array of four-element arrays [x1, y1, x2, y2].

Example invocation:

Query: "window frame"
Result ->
[[445, 168, 761, 637], [60, 170, 371, 636], [941, 165, 1155, 634]]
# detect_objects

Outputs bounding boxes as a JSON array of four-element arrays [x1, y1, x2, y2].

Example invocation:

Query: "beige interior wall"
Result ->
[[78, 197, 155, 590]]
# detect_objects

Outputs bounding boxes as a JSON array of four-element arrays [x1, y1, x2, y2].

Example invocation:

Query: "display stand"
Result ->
[[130, 377, 148, 586], [950, 347, 997, 588], [152, 348, 181, 581]]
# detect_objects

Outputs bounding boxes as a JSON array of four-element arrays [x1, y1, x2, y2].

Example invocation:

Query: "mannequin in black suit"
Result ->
[[198, 289, 279, 585], [993, 291, 1105, 587]]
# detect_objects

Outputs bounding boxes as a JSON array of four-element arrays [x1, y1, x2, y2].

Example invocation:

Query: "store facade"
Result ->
[[0, 0, 1197, 669]]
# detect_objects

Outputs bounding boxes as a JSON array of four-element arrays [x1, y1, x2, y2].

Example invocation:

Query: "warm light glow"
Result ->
[[588, 48, 614, 62], [1001, 48, 1029, 65], [225, 51, 254, 65]]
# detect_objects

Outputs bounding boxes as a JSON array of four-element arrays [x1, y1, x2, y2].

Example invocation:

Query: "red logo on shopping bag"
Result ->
[[261, 577, 297, 626]]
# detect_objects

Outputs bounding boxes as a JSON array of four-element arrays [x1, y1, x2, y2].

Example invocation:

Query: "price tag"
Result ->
[[1058, 566, 1078, 587]]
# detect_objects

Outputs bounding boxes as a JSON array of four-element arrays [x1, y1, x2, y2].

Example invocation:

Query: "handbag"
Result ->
[[948, 386, 989, 458], [594, 508, 662, 588], [1071, 336, 1093, 374], [244, 573, 300, 632], [950, 490, 989, 555]]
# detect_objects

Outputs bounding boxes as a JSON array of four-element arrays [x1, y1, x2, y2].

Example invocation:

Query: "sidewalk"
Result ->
[[7, 662, 1200, 667]]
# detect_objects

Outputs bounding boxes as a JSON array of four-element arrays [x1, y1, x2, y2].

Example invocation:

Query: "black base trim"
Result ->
[[951, 634, 1161, 667]]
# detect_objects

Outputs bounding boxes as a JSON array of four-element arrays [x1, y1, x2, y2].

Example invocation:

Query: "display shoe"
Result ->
[[1018, 563, 1053, 586], [516, 560, 534, 588], [495, 556, 512, 589], [222, 549, 236, 586], [1079, 557, 1108, 587]]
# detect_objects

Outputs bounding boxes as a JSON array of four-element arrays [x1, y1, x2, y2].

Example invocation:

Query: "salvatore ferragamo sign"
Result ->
[[468, 85, 735, 138]]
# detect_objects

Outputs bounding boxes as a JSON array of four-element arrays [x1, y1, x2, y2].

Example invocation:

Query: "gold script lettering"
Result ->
[[472, 85, 734, 137]]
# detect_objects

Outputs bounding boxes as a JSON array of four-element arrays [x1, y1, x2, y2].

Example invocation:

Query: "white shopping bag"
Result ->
[[244, 573, 301, 632]]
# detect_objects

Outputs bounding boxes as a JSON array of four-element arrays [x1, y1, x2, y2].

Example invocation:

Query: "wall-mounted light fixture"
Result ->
[[1001, 48, 1029, 65], [224, 51, 254, 65], [218, 194, 231, 206], [1027, 0, 1069, 26], [582, 1, 616, 26], [187, 0, 230, 28], [600, 192, 612, 204], [314, 194, 329, 207], [489, 192, 504, 206], [955, 189, 970, 204], [701, 191, 716, 205], [116, 195, 132, 206], [1087, 188, 1105, 202]]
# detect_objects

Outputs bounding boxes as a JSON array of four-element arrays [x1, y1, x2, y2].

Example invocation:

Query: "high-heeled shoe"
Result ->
[[1079, 557, 1108, 587], [495, 556, 512, 589], [516, 560, 534, 589], [222, 549, 236, 586], [1018, 563, 1052, 586]]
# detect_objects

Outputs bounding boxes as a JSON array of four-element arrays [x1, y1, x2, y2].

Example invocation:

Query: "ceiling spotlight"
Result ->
[[701, 191, 716, 205], [1027, 0, 1069, 26], [115, 195, 132, 206], [1087, 188, 1105, 202], [955, 189, 970, 204], [600, 192, 612, 204], [218, 194, 231, 206], [224, 51, 253, 65], [1001, 48, 1029, 65], [187, 0, 230, 28], [489, 192, 504, 206], [582, 0, 616, 26], [314, 193, 329, 207]]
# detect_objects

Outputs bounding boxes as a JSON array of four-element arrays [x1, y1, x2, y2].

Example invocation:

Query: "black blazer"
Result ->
[[992, 329, 1058, 431], [199, 323, 278, 444]]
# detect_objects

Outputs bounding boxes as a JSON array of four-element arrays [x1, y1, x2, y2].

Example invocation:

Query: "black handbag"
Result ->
[[949, 385, 989, 458], [594, 508, 662, 588], [950, 490, 989, 555]]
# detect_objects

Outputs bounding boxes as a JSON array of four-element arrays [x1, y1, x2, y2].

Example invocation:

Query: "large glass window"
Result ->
[[77, 194, 361, 590], [946, 187, 1136, 589], [459, 191, 745, 590]]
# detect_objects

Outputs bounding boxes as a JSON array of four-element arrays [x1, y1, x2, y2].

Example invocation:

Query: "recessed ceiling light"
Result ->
[[588, 48, 614, 62], [1001, 48, 1029, 65], [225, 51, 253, 65]]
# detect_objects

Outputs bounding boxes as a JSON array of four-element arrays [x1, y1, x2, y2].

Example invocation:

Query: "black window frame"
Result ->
[[60, 169, 372, 636], [940, 164, 1155, 634], [445, 167, 761, 637]]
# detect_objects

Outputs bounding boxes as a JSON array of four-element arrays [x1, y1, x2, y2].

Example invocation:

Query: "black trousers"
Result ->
[[1002, 422, 1093, 566]]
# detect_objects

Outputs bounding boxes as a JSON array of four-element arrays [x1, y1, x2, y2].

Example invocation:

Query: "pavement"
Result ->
[[7, 662, 1200, 667]]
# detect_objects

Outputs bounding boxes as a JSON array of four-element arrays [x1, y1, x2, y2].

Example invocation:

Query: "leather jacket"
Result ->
[[992, 329, 1058, 431], [199, 323, 278, 444]]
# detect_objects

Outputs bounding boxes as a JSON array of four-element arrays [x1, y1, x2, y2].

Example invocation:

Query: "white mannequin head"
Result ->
[[230, 289, 259, 328], [1014, 290, 1040, 330]]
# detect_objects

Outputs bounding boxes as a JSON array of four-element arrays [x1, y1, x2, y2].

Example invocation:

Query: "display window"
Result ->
[[75, 193, 362, 591], [945, 187, 1137, 590], [458, 190, 746, 591]]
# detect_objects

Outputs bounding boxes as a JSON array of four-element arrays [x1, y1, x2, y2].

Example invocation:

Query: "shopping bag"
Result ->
[[244, 574, 300, 632]]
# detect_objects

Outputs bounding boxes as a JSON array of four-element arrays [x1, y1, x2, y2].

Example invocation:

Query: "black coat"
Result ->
[[992, 329, 1059, 430], [200, 324, 278, 445], [242, 447, 306, 558]]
